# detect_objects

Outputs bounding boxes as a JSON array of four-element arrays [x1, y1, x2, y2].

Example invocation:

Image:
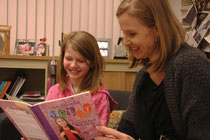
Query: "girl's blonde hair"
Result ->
[[117, 0, 186, 72], [57, 31, 105, 94]]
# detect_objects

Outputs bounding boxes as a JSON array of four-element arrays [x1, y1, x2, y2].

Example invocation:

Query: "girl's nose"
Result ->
[[70, 60, 77, 67]]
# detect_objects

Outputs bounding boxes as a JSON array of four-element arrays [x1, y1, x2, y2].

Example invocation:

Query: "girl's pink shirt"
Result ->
[[46, 83, 117, 126]]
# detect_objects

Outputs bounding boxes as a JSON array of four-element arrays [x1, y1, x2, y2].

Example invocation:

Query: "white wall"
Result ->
[[168, 0, 182, 22], [0, 0, 122, 57], [0, 0, 181, 57]]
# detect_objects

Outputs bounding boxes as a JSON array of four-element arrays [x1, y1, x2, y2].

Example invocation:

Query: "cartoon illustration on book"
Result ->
[[55, 117, 84, 140]]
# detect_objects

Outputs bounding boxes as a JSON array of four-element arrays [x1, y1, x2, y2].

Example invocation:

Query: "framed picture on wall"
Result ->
[[15, 39, 36, 56]]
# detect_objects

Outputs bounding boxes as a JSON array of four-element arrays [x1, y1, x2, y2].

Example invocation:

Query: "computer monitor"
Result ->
[[96, 38, 112, 59]]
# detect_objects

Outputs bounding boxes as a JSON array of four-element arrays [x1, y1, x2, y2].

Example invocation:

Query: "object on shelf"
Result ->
[[0, 25, 12, 55], [59, 32, 68, 46], [15, 39, 36, 56], [0, 81, 11, 99], [19, 90, 44, 102], [37, 37, 47, 56], [8, 76, 26, 97]]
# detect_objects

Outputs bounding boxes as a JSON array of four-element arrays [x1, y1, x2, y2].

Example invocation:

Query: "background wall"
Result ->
[[0, 0, 181, 57]]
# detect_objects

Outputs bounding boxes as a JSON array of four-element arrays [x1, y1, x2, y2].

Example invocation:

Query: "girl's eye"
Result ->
[[65, 57, 72, 61], [78, 60, 85, 63]]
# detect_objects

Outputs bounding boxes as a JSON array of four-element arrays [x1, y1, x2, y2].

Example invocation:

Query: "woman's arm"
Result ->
[[118, 119, 139, 140]]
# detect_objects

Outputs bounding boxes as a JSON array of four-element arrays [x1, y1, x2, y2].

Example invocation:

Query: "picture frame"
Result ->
[[0, 25, 11, 55], [15, 39, 36, 56]]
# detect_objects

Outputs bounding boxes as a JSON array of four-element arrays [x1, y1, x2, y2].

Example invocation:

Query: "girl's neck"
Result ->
[[70, 79, 82, 93]]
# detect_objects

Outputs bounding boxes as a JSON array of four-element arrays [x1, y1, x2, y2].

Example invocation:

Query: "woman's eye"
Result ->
[[129, 33, 136, 36]]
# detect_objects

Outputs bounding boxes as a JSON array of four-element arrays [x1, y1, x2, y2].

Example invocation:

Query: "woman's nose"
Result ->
[[123, 37, 131, 46]]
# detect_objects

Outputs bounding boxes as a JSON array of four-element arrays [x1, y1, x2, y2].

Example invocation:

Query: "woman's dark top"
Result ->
[[118, 73, 180, 140]]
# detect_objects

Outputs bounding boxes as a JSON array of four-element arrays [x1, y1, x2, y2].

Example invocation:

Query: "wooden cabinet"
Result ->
[[102, 59, 142, 91], [0, 55, 51, 98]]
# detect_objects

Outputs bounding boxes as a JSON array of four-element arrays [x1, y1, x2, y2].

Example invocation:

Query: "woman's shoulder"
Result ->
[[172, 44, 208, 67], [175, 44, 207, 62]]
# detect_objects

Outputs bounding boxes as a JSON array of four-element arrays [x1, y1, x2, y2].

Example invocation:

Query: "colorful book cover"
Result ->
[[0, 81, 5, 92], [0, 91, 103, 140], [0, 81, 7, 96], [0, 81, 11, 99]]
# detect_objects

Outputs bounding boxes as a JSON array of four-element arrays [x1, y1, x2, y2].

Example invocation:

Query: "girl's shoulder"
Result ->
[[92, 85, 117, 110]]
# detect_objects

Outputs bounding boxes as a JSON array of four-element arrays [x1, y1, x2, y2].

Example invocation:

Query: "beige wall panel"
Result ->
[[102, 71, 126, 91], [63, 0, 72, 33], [17, 0, 26, 39], [0, 0, 7, 25], [96, 0, 105, 38], [27, 0, 35, 40], [105, 0, 113, 39], [72, 0, 80, 31], [36, 0, 45, 40], [112, 0, 121, 57], [8, 0, 17, 54], [80, 0, 88, 31], [54, 0, 63, 56], [88, 0, 97, 36], [45, 0, 54, 57]]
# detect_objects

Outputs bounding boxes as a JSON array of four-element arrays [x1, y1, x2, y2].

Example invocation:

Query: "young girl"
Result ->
[[55, 117, 84, 140], [46, 31, 117, 126]]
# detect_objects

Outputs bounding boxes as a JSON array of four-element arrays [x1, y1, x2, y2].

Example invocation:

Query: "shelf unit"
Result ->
[[0, 55, 52, 98]]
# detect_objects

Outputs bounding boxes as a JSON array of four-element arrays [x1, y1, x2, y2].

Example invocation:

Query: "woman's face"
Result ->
[[118, 12, 158, 60], [63, 45, 91, 83]]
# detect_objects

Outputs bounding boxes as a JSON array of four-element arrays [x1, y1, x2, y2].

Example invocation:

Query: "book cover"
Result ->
[[8, 76, 21, 96], [0, 81, 11, 99], [0, 92, 103, 140], [0, 81, 5, 93], [11, 77, 26, 97], [0, 81, 7, 96]]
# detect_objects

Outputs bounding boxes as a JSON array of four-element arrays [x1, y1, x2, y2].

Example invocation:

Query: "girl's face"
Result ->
[[63, 45, 91, 83], [56, 118, 67, 127], [118, 12, 158, 60]]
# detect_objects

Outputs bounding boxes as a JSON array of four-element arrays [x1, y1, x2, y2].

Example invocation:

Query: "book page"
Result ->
[[0, 100, 49, 140], [34, 92, 102, 140]]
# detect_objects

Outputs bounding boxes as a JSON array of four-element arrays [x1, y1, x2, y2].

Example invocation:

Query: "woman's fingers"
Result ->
[[96, 126, 134, 140]]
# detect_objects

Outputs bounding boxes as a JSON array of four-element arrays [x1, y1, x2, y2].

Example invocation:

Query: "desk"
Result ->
[[103, 59, 142, 91]]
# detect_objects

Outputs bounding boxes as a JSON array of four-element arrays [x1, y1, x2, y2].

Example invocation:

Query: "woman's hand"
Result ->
[[95, 126, 135, 140]]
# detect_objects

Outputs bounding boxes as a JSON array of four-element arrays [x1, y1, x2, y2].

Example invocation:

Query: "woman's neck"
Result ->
[[149, 71, 165, 86]]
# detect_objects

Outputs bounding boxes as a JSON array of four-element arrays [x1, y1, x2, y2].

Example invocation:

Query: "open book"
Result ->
[[0, 92, 103, 140]]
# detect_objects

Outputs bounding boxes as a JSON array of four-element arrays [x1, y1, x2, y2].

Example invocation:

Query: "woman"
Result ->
[[96, 0, 210, 139]]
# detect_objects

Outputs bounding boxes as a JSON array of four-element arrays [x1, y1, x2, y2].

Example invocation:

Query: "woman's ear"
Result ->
[[154, 25, 159, 37]]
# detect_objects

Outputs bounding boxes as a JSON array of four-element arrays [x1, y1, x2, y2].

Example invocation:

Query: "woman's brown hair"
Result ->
[[117, 0, 186, 72]]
